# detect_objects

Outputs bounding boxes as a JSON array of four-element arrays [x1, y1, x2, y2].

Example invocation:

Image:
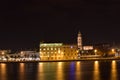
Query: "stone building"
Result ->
[[40, 43, 78, 60]]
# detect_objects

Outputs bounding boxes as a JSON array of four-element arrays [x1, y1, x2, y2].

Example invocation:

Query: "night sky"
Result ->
[[0, 0, 120, 51]]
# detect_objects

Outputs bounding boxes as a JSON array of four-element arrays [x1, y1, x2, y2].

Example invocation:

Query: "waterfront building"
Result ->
[[93, 43, 112, 56], [9, 51, 40, 61], [0, 50, 11, 61], [40, 43, 78, 60], [83, 46, 93, 50]]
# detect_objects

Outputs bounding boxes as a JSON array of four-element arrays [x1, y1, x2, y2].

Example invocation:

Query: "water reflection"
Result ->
[[111, 60, 118, 80], [20, 63, 25, 72], [76, 62, 81, 80], [93, 61, 100, 80], [56, 62, 64, 80], [0, 61, 119, 80], [19, 63, 25, 80], [0, 63, 7, 80], [37, 63, 44, 80]]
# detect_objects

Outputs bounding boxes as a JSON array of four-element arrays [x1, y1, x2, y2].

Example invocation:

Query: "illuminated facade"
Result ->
[[40, 43, 78, 60], [0, 50, 11, 61], [83, 46, 93, 50]]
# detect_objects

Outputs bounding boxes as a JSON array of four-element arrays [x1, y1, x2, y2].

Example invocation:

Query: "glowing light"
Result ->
[[112, 49, 115, 52], [93, 61, 100, 80], [58, 48, 61, 54], [94, 49, 98, 55], [111, 60, 117, 80], [55, 48, 57, 50], [19, 63, 25, 80], [20, 63, 25, 72], [56, 62, 63, 80], [40, 43, 63, 47], [1, 63, 6, 80], [94, 49, 97, 53], [76, 61, 81, 80], [70, 46, 73, 48], [58, 50, 60, 54], [2, 51, 5, 55], [51, 48, 53, 50], [1, 63, 6, 73], [47, 48, 49, 50], [37, 63, 44, 80], [83, 46, 93, 50]]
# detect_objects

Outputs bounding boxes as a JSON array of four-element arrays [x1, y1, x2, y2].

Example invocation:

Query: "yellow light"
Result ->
[[2, 52, 4, 55], [94, 49, 97, 53], [95, 61, 98, 64], [112, 49, 115, 52], [76, 50, 79, 53]]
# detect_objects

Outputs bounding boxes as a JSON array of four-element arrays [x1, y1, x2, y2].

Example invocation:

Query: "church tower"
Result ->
[[77, 31, 82, 50]]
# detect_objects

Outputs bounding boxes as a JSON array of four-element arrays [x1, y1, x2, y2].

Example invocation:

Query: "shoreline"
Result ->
[[0, 57, 120, 63]]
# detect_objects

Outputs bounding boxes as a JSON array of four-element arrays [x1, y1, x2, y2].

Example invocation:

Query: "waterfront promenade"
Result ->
[[0, 57, 120, 63]]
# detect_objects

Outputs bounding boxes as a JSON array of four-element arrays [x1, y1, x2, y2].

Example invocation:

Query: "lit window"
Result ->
[[51, 48, 53, 50], [43, 48, 46, 50], [70, 46, 73, 48], [55, 48, 57, 50], [47, 48, 49, 50], [58, 50, 60, 54]]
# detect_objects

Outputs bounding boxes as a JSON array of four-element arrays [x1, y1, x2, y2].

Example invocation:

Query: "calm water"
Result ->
[[0, 60, 120, 80]]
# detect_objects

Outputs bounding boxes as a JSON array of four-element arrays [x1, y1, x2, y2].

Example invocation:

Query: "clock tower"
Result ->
[[77, 31, 82, 50]]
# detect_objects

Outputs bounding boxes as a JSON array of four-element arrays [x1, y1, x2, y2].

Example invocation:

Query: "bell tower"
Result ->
[[77, 31, 82, 50]]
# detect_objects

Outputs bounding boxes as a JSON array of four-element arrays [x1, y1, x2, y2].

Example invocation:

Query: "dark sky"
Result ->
[[0, 0, 120, 50]]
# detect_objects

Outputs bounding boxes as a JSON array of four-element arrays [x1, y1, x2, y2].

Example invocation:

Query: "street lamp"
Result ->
[[94, 49, 97, 55], [111, 49, 115, 53]]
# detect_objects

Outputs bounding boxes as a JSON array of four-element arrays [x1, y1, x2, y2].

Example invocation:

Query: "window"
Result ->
[[47, 48, 49, 50], [55, 48, 57, 50], [51, 48, 53, 50]]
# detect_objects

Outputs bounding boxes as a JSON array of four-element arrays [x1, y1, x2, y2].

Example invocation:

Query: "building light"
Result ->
[[70, 46, 73, 48], [58, 50, 60, 54], [112, 49, 115, 53], [2, 52, 5, 55], [55, 48, 57, 50], [47, 48, 49, 50], [51, 48, 53, 50]]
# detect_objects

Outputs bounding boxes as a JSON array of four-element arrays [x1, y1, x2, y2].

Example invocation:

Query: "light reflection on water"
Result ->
[[56, 62, 64, 80], [76, 62, 81, 80], [0, 61, 119, 80], [37, 63, 44, 80], [19, 63, 25, 80], [93, 61, 100, 80], [0, 63, 6, 80], [111, 60, 118, 80]]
